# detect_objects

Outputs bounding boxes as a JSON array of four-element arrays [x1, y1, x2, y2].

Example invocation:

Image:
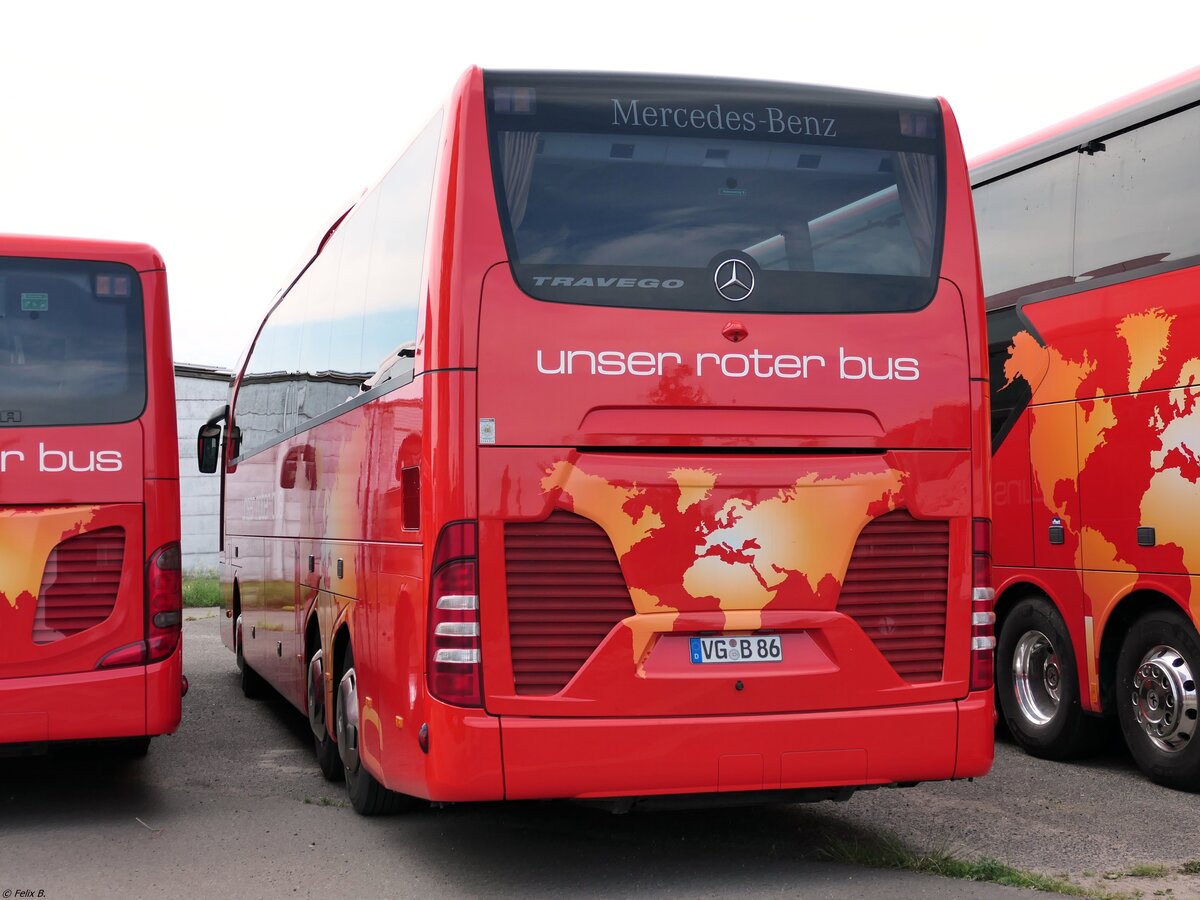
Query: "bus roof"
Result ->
[[970, 66, 1200, 186], [0, 233, 164, 271], [481, 67, 942, 107]]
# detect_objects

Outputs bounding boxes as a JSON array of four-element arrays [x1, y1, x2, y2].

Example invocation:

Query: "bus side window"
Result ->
[[987, 305, 1034, 451], [1075, 104, 1200, 278], [973, 155, 1077, 308], [328, 190, 380, 380], [361, 114, 442, 382]]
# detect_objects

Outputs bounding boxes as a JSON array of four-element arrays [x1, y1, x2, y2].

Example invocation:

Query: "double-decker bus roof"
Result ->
[[970, 66, 1200, 187]]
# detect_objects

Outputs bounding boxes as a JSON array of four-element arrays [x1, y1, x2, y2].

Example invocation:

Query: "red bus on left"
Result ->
[[0, 234, 184, 756]]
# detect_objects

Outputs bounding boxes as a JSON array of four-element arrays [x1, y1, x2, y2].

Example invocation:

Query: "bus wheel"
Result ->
[[307, 647, 343, 782], [335, 644, 411, 815], [1116, 610, 1200, 791], [236, 613, 265, 699], [997, 595, 1099, 759]]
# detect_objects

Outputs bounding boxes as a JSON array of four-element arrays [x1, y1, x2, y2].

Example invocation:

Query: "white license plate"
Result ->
[[690, 635, 783, 665]]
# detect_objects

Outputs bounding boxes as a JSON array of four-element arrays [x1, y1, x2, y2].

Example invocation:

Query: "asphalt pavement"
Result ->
[[3, 610, 1197, 899]]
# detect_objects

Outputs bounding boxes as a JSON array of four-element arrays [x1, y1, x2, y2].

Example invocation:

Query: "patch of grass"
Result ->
[[1128, 865, 1170, 878], [182, 575, 222, 608], [822, 833, 1118, 898], [1180, 861, 1200, 875]]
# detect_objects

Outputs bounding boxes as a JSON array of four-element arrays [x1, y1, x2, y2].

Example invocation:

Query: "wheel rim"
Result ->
[[336, 666, 360, 773], [235, 615, 244, 663], [307, 649, 326, 738], [1130, 644, 1198, 753], [1012, 629, 1062, 727]]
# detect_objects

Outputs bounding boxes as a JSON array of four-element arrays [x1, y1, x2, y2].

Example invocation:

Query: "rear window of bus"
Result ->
[[485, 72, 946, 314], [0, 257, 146, 427]]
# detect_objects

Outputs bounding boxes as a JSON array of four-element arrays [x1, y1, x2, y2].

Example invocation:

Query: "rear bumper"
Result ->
[[0, 647, 183, 745], [499, 691, 994, 800]]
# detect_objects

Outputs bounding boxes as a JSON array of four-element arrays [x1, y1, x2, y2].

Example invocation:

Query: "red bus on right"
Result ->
[[973, 67, 1200, 790]]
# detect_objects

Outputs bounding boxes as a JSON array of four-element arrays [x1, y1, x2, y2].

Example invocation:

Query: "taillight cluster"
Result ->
[[427, 522, 482, 707], [97, 541, 183, 669], [970, 518, 996, 691], [147, 543, 183, 662]]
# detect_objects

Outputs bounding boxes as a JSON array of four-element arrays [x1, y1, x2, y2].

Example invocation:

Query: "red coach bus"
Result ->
[[974, 68, 1200, 790], [0, 234, 183, 756], [200, 69, 994, 814]]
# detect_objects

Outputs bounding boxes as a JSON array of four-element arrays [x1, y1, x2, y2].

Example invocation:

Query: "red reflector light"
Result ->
[[973, 517, 992, 591], [427, 522, 481, 707], [98, 641, 147, 669], [971, 634, 995, 690], [431, 519, 476, 571]]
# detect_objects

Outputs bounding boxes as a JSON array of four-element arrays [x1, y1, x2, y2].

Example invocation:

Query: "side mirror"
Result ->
[[197, 423, 222, 474]]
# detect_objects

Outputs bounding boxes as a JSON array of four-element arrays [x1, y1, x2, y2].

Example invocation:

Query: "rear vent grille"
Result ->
[[33, 527, 125, 644], [838, 510, 948, 683], [505, 510, 634, 695]]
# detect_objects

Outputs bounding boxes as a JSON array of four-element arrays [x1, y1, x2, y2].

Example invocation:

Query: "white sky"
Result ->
[[2, 0, 1196, 369]]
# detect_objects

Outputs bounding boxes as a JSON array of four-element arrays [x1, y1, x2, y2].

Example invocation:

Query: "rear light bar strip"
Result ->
[[970, 518, 995, 692]]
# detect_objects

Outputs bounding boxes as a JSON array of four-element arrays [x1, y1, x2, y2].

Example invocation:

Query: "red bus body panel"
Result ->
[[0, 235, 182, 747], [222, 71, 992, 802], [992, 264, 1200, 710]]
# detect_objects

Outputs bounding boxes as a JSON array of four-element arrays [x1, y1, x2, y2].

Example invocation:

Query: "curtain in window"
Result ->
[[500, 132, 539, 230], [893, 152, 937, 275]]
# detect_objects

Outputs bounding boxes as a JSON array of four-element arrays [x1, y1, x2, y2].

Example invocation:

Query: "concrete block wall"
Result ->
[[175, 363, 232, 575]]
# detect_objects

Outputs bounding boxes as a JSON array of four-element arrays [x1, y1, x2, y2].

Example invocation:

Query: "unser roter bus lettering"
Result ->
[[536, 347, 920, 380]]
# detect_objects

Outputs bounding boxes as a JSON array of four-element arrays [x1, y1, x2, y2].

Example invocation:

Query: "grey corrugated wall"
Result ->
[[174, 365, 231, 574]]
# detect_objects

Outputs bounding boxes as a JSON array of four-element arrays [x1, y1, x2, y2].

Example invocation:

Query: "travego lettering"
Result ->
[[531, 275, 684, 289]]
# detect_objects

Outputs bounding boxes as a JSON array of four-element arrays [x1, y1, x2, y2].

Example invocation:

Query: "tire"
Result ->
[[996, 595, 1102, 760], [1116, 609, 1200, 792], [335, 644, 411, 815], [236, 613, 266, 699], [306, 645, 343, 782]]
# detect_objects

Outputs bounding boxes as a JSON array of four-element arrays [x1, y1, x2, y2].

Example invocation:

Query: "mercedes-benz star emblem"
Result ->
[[714, 259, 754, 302]]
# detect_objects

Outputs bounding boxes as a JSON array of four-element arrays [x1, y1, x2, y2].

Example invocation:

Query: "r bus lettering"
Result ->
[[0, 444, 123, 473]]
